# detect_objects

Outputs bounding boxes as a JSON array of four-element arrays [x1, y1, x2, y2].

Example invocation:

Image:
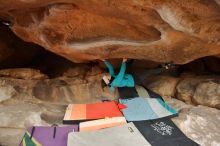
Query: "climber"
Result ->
[[102, 59, 135, 92]]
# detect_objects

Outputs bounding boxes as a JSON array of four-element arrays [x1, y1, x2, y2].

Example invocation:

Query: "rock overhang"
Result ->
[[0, 0, 220, 64]]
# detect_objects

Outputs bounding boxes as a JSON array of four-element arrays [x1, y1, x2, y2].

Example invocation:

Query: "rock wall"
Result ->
[[0, 0, 220, 63]]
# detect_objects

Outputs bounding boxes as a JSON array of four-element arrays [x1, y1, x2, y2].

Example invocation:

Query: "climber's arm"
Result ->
[[104, 60, 115, 76]]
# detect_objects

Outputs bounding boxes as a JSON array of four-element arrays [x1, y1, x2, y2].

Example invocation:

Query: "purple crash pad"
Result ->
[[20, 125, 78, 146]]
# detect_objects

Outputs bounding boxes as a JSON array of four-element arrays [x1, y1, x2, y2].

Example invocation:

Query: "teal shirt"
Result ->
[[104, 60, 135, 91]]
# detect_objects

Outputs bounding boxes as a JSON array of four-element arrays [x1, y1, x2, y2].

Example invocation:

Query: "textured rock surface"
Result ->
[[0, 68, 48, 80], [32, 65, 117, 104], [0, 85, 16, 102], [176, 76, 202, 104], [0, 0, 220, 63], [172, 106, 220, 146], [0, 103, 49, 128], [143, 74, 220, 109], [176, 75, 220, 108], [32, 77, 117, 104], [0, 128, 25, 146], [193, 80, 220, 109], [144, 75, 179, 97], [0, 66, 117, 104], [163, 98, 220, 146]]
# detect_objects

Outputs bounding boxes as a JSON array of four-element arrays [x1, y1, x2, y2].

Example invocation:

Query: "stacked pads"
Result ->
[[20, 85, 199, 146], [63, 101, 128, 131]]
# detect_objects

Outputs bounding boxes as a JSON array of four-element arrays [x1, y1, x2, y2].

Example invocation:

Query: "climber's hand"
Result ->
[[123, 58, 127, 62]]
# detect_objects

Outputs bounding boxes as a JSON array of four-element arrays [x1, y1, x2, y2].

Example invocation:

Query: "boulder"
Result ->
[[143, 74, 220, 109], [0, 0, 220, 63], [164, 97, 220, 146], [176, 77, 202, 104], [173, 106, 220, 146], [144, 75, 180, 98], [176, 76, 220, 108], [193, 80, 220, 109]]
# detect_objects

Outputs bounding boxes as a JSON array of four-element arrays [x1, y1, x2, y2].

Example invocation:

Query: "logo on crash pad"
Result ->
[[151, 122, 174, 136]]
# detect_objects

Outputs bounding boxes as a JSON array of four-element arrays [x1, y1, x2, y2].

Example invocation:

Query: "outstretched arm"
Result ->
[[115, 61, 126, 82], [104, 60, 115, 76]]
